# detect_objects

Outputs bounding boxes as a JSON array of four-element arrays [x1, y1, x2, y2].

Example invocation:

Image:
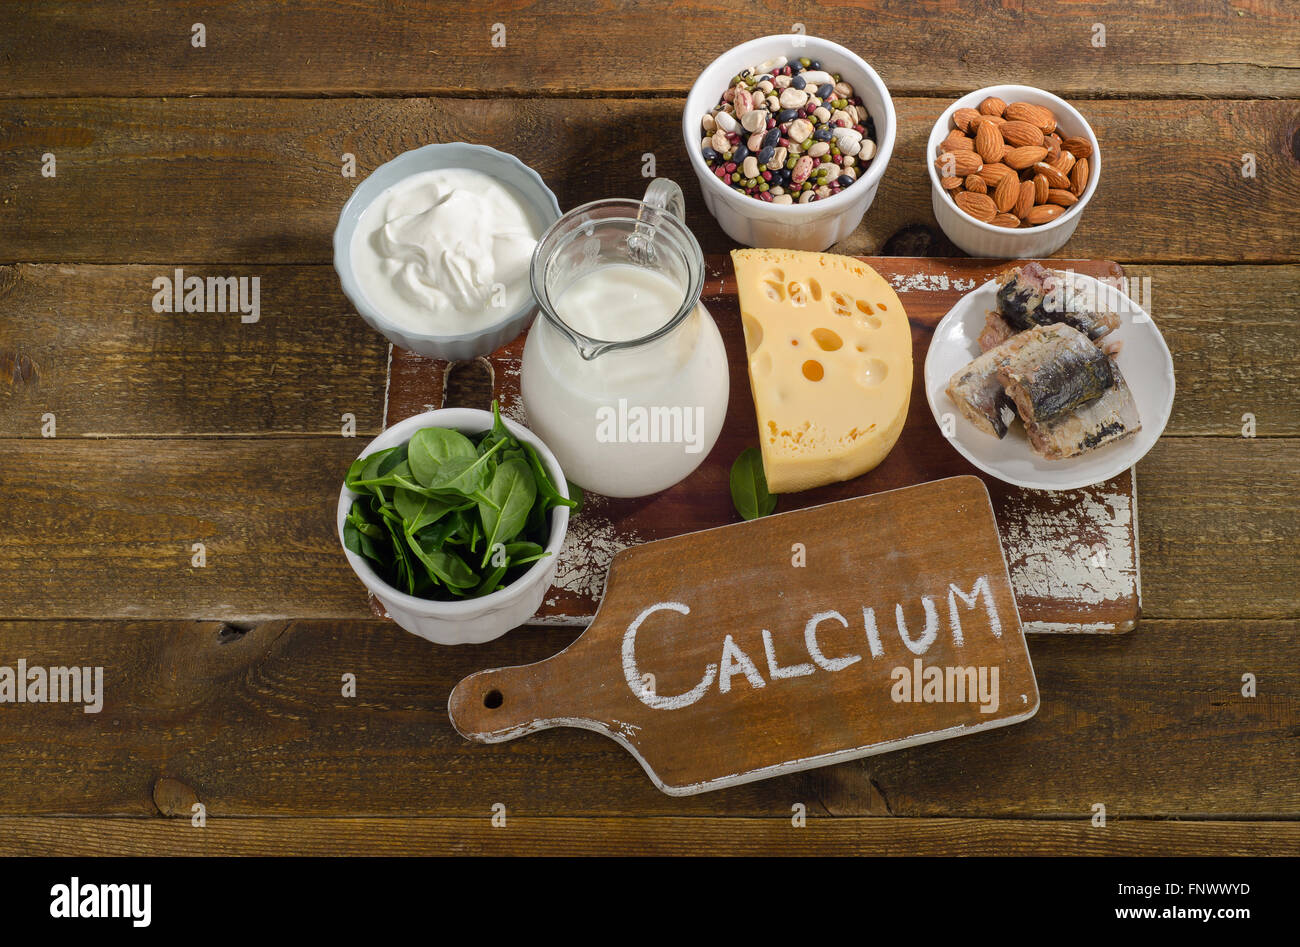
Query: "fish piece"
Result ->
[[1022, 364, 1142, 459], [995, 261, 1120, 341], [996, 323, 1114, 424], [978, 310, 1018, 351], [945, 329, 1041, 438]]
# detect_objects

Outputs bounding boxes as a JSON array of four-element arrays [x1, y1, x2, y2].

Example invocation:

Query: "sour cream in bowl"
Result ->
[[334, 143, 561, 360]]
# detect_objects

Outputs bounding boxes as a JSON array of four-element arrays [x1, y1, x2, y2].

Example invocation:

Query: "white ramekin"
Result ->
[[336, 408, 570, 646], [682, 34, 896, 251], [926, 84, 1101, 258], [333, 143, 561, 361]]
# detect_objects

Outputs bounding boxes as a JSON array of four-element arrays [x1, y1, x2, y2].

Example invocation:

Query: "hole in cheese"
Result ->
[[764, 280, 784, 302], [811, 328, 843, 351], [788, 282, 809, 306], [861, 357, 889, 386], [857, 299, 875, 315], [807, 278, 823, 301], [741, 311, 764, 353], [802, 359, 824, 382]]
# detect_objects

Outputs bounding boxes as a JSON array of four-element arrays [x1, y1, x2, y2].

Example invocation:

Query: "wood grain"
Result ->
[[1, 99, 1296, 264], [0, 816, 1294, 857], [2, 263, 1294, 438], [0, 437, 1290, 621], [0, 264, 386, 436], [2, 1, 1297, 99], [0, 618, 1291, 818]]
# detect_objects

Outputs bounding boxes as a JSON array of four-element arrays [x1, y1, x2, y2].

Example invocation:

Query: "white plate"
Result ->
[[924, 272, 1175, 491]]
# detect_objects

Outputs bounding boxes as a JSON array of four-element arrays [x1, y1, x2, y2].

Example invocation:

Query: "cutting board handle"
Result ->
[[449, 649, 604, 743]]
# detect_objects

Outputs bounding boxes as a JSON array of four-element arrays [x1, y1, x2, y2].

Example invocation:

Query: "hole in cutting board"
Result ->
[[483, 689, 504, 709]]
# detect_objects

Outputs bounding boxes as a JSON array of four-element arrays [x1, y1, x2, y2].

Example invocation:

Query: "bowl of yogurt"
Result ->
[[334, 143, 561, 360]]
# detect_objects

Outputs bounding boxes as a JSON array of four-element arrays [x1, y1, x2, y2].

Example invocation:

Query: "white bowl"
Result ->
[[926, 85, 1101, 258], [336, 408, 571, 645], [924, 273, 1174, 491], [333, 143, 561, 361], [682, 34, 896, 251]]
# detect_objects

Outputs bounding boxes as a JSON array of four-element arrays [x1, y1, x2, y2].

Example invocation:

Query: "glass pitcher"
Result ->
[[521, 179, 729, 498]]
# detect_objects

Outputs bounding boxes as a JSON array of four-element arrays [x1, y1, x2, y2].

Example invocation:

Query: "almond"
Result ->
[[954, 190, 998, 222], [974, 121, 1005, 163], [1005, 101, 1056, 134], [1004, 145, 1049, 170], [1045, 134, 1062, 161], [1025, 204, 1064, 225], [1033, 173, 1049, 204], [1034, 161, 1072, 189], [993, 171, 1018, 213], [978, 96, 1007, 117], [935, 150, 982, 176], [943, 129, 975, 152], [1047, 188, 1079, 207], [990, 213, 1020, 228], [1014, 180, 1035, 218], [1070, 157, 1090, 196], [940, 175, 963, 191], [976, 162, 1016, 186], [1062, 136, 1093, 158], [952, 107, 981, 133], [1051, 150, 1076, 175], [964, 174, 987, 194], [999, 120, 1044, 148]]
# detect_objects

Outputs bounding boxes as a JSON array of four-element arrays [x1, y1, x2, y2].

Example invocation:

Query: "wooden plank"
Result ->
[[0, 438, 1291, 621], [1, 99, 1296, 264], [2, 2, 1297, 99], [2, 263, 1295, 438], [385, 257, 1142, 634], [0, 618, 1291, 817], [0, 264, 387, 436], [0, 815, 1293, 857]]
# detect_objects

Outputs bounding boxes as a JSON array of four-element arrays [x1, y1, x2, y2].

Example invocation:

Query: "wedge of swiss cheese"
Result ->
[[731, 249, 912, 493]]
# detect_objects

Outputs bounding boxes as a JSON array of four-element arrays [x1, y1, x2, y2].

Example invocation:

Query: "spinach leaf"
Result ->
[[424, 437, 506, 496], [407, 535, 478, 589], [343, 518, 386, 564], [521, 441, 578, 511], [394, 487, 453, 533], [730, 447, 777, 520], [408, 427, 477, 487], [478, 457, 537, 567], [503, 540, 550, 567], [473, 563, 508, 597]]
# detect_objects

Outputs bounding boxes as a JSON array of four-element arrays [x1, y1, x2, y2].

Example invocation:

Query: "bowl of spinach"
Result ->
[[337, 402, 577, 645]]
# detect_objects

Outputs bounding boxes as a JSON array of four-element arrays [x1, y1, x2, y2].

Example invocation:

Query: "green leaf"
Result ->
[[473, 563, 508, 597], [478, 457, 537, 567], [343, 518, 386, 564], [424, 438, 507, 496], [521, 441, 578, 511], [730, 447, 777, 521], [409, 427, 477, 488], [394, 487, 454, 533], [407, 536, 478, 589], [503, 540, 550, 568], [347, 499, 385, 540]]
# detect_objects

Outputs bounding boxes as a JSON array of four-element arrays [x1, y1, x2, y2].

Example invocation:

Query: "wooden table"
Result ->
[[0, 2, 1296, 856]]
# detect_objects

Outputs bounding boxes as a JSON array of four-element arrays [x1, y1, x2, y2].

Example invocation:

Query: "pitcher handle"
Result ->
[[641, 177, 686, 221]]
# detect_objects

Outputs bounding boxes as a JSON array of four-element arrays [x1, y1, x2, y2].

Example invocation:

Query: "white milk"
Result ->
[[521, 264, 729, 498], [350, 168, 542, 334]]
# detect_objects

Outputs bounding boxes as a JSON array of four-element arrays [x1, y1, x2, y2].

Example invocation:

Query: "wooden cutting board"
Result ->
[[449, 476, 1040, 795], [383, 256, 1141, 635]]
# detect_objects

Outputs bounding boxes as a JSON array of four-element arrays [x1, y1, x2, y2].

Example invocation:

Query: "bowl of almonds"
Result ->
[[926, 85, 1099, 258]]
